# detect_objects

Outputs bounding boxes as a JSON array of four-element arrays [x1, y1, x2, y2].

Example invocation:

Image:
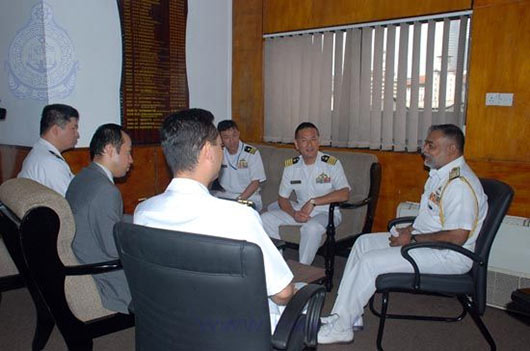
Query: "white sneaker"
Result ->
[[320, 314, 364, 331], [318, 316, 354, 344]]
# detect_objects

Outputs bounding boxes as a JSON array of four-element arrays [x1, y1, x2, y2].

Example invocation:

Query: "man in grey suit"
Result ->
[[66, 123, 134, 313]]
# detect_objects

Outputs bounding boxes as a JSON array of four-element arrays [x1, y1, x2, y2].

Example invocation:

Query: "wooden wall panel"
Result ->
[[468, 159, 530, 218], [465, 0, 530, 162], [232, 0, 263, 143], [0, 145, 170, 215], [264, 0, 472, 34], [233, 0, 530, 232]]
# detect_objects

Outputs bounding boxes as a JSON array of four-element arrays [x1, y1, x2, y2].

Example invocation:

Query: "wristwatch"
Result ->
[[309, 199, 317, 206]]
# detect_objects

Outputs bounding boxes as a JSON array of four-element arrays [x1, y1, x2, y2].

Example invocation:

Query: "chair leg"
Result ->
[[324, 213, 336, 292], [63, 335, 93, 351], [458, 296, 496, 351], [32, 308, 55, 350], [375, 292, 389, 351], [370, 292, 467, 322]]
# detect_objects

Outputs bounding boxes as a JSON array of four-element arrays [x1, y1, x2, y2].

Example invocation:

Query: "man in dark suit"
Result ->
[[66, 123, 133, 313]]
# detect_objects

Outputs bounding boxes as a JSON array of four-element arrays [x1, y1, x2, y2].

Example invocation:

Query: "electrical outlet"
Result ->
[[485, 92, 514, 106]]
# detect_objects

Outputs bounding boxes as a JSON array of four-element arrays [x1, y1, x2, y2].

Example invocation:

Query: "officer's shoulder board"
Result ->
[[449, 167, 461, 181], [285, 156, 300, 167], [321, 154, 337, 165], [243, 145, 257, 155]]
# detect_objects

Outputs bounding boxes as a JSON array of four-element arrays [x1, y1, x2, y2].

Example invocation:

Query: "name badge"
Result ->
[[290, 180, 301, 184]]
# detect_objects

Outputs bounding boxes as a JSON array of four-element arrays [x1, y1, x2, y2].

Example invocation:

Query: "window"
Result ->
[[264, 12, 471, 151]]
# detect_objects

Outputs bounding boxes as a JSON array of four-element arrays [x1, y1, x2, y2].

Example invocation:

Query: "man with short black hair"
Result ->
[[261, 122, 351, 264], [18, 104, 80, 196], [318, 124, 488, 344], [134, 108, 294, 331], [67, 123, 134, 314], [214, 119, 266, 211]]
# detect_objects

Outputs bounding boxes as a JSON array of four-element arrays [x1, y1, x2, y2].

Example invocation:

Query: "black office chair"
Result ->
[[369, 178, 514, 351], [114, 222, 326, 351]]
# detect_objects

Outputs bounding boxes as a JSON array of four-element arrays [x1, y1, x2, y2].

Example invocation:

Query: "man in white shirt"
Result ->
[[213, 120, 266, 211], [318, 124, 488, 344], [67, 124, 134, 313], [261, 122, 351, 264], [134, 108, 294, 331], [18, 104, 79, 196]]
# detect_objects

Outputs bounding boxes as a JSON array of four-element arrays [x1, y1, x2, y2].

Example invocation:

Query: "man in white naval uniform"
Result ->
[[261, 122, 351, 265], [213, 120, 267, 211], [18, 104, 79, 196], [318, 124, 488, 344], [134, 109, 294, 332]]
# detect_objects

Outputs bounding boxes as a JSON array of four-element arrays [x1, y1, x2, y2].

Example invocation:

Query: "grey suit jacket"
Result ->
[[66, 162, 131, 314]]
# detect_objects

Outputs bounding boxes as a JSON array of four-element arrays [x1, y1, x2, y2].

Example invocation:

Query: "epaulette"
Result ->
[[449, 167, 460, 180], [321, 154, 337, 165], [243, 145, 257, 155], [285, 156, 300, 167], [48, 150, 63, 161]]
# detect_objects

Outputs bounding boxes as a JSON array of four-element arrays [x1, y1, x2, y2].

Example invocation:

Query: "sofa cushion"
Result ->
[[255, 144, 378, 243]]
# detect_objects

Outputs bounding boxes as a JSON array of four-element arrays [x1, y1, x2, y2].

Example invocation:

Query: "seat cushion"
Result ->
[[376, 272, 475, 295]]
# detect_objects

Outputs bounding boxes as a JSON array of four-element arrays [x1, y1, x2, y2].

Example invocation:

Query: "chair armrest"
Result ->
[[63, 259, 122, 276], [271, 238, 287, 250], [272, 284, 326, 350], [400, 241, 483, 289], [338, 197, 371, 210], [387, 216, 417, 231]]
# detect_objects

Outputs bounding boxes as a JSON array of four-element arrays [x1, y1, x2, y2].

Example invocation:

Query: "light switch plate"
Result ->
[[485, 93, 514, 106]]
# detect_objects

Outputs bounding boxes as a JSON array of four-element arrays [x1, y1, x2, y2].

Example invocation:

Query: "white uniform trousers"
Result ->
[[331, 232, 473, 331], [261, 201, 340, 264]]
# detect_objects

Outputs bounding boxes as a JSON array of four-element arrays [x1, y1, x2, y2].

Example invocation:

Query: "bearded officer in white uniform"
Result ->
[[318, 124, 488, 344], [134, 109, 294, 332], [261, 122, 351, 265], [213, 120, 266, 211], [18, 104, 80, 196]]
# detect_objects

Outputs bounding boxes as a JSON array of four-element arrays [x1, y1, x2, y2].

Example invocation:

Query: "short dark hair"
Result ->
[[160, 108, 218, 174], [89, 124, 126, 160], [217, 120, 239, 132], [40, 104, 79, 135], [295, 122, 319, 138], [428, 124, 465, 154]]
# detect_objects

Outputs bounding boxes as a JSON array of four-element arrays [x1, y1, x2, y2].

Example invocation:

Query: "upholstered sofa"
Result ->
[[255, 144, 381, 290]]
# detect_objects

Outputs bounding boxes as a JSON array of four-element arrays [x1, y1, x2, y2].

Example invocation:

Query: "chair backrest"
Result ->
[[114, 222, 273, 351], [0, 178, 112, 321], [472, 178, 514, 313]]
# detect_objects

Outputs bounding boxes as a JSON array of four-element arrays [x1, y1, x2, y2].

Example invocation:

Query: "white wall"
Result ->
[[0, 0, 122, 147], [187, 0, 232, 126], [0, 0, 232, 147]]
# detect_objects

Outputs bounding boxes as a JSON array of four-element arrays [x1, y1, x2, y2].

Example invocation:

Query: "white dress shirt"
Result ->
[[134, 178, 294, 331], [18, 138, 74, 196]]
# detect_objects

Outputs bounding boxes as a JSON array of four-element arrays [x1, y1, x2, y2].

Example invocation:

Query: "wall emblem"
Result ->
[[6, 2, 78, 100]]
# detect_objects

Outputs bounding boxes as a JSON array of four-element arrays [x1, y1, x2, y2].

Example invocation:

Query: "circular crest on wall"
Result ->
[[6, 2, 79, 101]]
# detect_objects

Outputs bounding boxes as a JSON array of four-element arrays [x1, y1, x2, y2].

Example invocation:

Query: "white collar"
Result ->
[[94, 162, 114, 184], [38, 138, 63, 158], [428, 156, 465, 179], [167, 177, 209, 194]]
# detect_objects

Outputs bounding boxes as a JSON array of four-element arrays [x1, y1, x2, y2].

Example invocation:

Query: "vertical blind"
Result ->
[[264, 13, 471, 151]]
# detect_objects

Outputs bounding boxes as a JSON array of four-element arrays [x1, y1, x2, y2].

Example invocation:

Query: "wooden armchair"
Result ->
[[0, 178, 134, 350]]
